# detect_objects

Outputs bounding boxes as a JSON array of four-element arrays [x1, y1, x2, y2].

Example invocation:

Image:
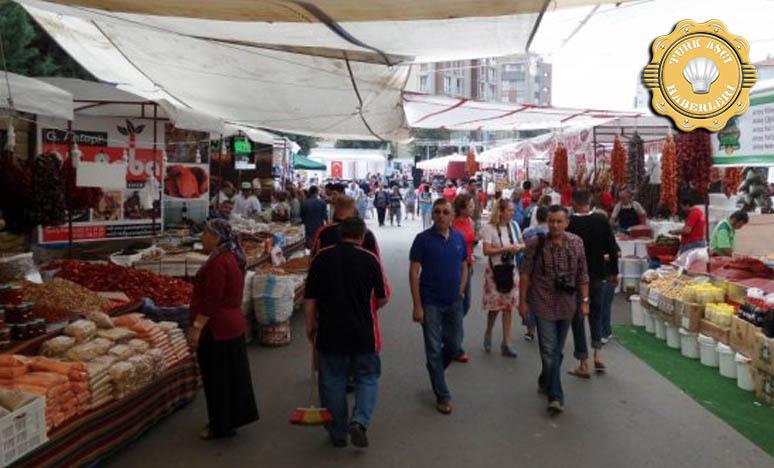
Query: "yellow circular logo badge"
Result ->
[[643, 20, 757, 131]]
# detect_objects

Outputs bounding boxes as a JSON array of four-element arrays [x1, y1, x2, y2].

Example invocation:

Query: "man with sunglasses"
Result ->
[[409, 198, 469, 415]]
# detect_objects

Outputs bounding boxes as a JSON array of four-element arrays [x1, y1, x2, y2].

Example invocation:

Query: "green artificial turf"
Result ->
[[613, 324, 774, 456]]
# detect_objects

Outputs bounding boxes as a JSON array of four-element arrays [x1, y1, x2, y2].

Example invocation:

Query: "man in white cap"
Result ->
[[233, 181, 262, 219]]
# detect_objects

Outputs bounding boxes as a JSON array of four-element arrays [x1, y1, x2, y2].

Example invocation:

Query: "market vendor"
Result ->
[[710, 210, 750, 256], [670, 195, 707, 254], [233, 182, 262, 219], [610, 189, 646, 232]]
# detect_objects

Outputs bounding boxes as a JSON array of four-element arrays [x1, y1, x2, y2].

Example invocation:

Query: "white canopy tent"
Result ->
[[416, 153, 467, 171], [17, 0, 628, 140], [404, 93, 643, 132], [1, 72, 73, 120]]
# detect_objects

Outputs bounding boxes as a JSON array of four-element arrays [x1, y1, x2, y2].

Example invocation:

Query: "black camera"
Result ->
[[554, 276, 577, 295], [500, 252, 514, 264]]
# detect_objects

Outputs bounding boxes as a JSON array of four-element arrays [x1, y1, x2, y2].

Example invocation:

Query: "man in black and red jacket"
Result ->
[[311, 196, 380, 258]]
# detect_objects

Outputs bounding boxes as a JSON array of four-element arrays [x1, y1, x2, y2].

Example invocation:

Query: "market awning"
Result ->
[[36, 77, 224, 132], [43, 0, 622, 22], [0, 72, 74, 120], [18, 0, 630, 141], [403, 93, 642, 131], [294, 154, 326, 171]]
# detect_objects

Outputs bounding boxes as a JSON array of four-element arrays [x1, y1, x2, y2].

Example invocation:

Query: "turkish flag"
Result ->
[[331, 161, 343, 179]]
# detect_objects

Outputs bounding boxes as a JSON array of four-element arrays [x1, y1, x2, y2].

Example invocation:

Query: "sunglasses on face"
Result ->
[[433, 209, 451, 215]]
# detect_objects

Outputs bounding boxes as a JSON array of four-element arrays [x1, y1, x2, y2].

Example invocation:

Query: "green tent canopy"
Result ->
[[294, 155, 326, 171]]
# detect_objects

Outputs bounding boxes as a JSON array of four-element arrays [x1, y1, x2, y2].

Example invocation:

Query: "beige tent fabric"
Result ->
[[46, 0, 623, 22]]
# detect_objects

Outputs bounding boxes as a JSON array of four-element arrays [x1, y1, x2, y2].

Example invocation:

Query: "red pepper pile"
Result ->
[[610, 136, 627, 190], [47, 260, 193, 306], [659, 135, 678, 216], [676, 129, 712, 202], [551, 143, 569, 190]]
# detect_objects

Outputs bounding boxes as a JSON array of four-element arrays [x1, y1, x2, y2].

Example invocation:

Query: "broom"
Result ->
[[288, 348, 334, 426]]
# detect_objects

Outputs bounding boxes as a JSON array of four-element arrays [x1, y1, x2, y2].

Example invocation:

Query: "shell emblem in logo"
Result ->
[[642, 20, 757, 131], [683, 57, 719, 94]]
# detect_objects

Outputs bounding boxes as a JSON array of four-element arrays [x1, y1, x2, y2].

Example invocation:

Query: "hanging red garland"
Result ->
[[551, 143, 569, 190], [610, 136, 627, 189], [659, 134, 678, 216]]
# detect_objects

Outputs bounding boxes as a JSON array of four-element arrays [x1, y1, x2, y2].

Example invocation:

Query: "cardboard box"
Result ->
[[678, 301, 704, 333], [752, 331, 774, 374], [730, 316, 759, 359], [657, 297, 679, 324], [699, 319, 731, 345], [753, 368, 774, 405]]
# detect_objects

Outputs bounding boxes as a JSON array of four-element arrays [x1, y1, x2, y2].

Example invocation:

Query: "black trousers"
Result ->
[[198, 333, 259, 435], [376, 207, 387, 226]]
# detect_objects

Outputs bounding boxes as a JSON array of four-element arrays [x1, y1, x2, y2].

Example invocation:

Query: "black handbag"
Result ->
[[490, 224, 516, 293]]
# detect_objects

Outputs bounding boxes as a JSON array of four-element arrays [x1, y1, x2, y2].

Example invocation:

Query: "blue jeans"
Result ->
[[536, 317, 571, 404], [422, 301, 464, 403], [571, 279, 614, 358], [317, 351, 381, 440], [601, 280, 615, 339]]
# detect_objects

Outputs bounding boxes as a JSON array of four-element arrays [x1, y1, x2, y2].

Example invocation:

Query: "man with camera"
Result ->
[[518, 205, 589, 414]]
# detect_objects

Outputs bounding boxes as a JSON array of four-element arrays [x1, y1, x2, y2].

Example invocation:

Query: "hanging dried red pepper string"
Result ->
[[659, 134, 678, 216]]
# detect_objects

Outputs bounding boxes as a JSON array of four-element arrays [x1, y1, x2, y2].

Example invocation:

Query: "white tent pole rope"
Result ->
[[344, 55, 387, 142], [291, 1, 394, 67], [0, 29, 14, 112]]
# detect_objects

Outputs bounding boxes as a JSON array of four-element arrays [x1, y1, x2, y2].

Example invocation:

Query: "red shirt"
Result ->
[[520, 192, 532, 209], [477, 191, 487, 207], [600, 191, 614, 211], [190, 251, 246, 341], [452, 217, 475, 264], [443, 187, 457, 202], [682, 207, 706, 245]]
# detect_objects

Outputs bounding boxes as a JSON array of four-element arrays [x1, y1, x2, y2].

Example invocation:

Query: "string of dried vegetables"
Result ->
[[676, 130, 712, 202], [610, 136, 627, 189], [626, 132, 646, 192], [723, 168, 742, 198], [551, 143, 569, 190], [659, 135, 678, 216]]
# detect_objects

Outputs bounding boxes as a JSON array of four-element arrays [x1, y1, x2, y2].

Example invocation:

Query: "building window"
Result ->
[[419, 75, 429, 92], [480, 81, 486, 98], [456, 77, 465, 96], [444, 76, 452, 94], [490, 84, 497, 98], [420, 63, 430, 72]]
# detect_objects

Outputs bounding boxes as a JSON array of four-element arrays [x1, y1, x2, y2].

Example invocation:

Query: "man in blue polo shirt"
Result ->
[[409, 198, 468, 415]]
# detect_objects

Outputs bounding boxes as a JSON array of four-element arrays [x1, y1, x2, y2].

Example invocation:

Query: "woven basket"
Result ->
[[259, 321, 291, 347]]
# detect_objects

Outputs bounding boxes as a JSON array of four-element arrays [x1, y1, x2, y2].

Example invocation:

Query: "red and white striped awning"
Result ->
[[403, 92, 642, 131]]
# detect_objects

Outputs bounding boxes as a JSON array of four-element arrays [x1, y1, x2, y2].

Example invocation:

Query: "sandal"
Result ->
[[594, 361, 607, 373], [483, 337, 492, 353], [567, 369, 591, 379], [436, 401, 453, 415], [524, 333, 534, 342]]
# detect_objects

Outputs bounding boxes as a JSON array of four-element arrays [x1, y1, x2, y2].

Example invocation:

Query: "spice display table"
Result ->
[[12, 356, 199, 467]]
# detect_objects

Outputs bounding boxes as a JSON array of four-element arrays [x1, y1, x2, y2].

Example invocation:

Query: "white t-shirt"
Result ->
[[234, 194, 262, 218], [482, 222, 520, 266]]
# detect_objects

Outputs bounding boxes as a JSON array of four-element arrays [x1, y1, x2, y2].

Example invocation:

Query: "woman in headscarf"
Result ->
[[188, 219, 259, 439]]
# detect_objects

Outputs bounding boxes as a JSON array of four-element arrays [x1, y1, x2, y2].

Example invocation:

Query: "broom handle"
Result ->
[[309, 346, 318, 406]]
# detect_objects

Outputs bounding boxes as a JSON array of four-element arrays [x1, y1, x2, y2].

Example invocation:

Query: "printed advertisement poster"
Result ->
[[37, 116, 164, 243], [163, 163, 210, 225]]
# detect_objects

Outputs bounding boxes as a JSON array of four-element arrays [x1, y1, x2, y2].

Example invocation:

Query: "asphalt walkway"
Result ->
[[106, 216, 772, 468]]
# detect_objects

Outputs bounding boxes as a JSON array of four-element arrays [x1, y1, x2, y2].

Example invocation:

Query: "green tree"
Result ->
[[334, 140, 386, 150], [0, 1, 91, 78], [278, 132, 319, 155]]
